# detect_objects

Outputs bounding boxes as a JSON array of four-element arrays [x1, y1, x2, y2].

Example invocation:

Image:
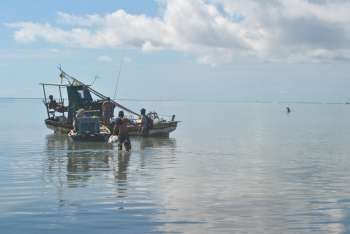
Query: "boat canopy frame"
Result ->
[[40, 67, 141, 121], [41, 83, 67, 119]]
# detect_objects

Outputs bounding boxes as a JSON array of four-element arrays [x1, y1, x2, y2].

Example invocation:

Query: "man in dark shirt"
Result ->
[[47, 95, 67, 113], [48, 95, 58, 110]]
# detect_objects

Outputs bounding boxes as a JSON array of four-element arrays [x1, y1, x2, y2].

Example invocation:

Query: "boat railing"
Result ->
[[41, 82, 68, 119]]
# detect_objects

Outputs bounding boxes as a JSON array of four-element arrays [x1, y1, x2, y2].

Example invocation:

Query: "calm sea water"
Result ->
[[1, 99, 350, 234]]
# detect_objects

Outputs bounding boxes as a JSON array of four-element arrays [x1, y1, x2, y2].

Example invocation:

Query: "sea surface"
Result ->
[[1, 99, 350, 234]]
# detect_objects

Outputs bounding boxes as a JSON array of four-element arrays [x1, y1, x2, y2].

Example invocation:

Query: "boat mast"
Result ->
[[58, 86, 65, 117]]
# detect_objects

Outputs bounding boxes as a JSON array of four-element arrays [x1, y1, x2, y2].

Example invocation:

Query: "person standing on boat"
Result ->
[[102, 97, 116, 125], [113, 111, 131, 151], [140, 108, 152, 136]]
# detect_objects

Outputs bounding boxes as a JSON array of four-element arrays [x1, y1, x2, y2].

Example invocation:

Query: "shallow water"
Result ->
[[1, 99, 350, 234]]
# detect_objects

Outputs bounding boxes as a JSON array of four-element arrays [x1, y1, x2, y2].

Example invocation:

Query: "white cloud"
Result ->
[[0, 48, 65, 60], [97, 55, 113, 63], [6, 0, 350, 64]]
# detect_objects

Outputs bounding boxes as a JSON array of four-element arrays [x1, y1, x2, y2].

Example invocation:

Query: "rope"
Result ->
[[113, 53, 125, 99]]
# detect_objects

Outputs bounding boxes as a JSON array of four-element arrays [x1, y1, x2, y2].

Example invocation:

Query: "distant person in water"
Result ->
[[140, 108, 152, 136], [101, 97, 116, 125], [48, 95, 58, 110], [113, 111, 131, 151], [286, 107, 291, 113]]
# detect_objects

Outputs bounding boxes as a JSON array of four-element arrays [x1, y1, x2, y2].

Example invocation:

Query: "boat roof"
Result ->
[[39, 83, 91, 87]]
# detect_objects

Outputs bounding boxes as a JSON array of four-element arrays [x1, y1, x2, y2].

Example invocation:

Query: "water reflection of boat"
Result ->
[[40, 68, 179, 141], [45, 134, 177, 201], [45, 135, 176, 184]]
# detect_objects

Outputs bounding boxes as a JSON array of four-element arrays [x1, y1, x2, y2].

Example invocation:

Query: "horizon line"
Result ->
[[0, 96, 348, 105]]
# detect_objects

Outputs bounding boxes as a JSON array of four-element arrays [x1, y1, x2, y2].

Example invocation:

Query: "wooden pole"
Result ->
[[58, 86, 65, 117], [42, 84, 50, 119]]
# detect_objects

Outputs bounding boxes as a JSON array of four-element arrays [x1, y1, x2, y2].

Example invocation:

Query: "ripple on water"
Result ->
[[2, 101, 350, 233]]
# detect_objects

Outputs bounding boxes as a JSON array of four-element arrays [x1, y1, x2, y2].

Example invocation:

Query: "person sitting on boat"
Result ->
[[140, 108, 153, 136], [47, 95, 67, 113], [102, 97, 116, 125], [113, 111, 131, 151], [48, 95, 58, 110]]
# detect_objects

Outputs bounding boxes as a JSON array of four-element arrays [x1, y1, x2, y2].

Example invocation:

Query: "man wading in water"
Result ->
[[113, 111, 131, 152]]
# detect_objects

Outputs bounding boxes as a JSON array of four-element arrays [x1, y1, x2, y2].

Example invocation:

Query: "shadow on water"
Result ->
[[138, 137, 177, 150], [136, 137, 177, 171]]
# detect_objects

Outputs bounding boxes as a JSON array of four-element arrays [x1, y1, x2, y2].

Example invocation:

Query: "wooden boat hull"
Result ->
[[45, 119, 179, 137], [45, 119, 72, 134], [128, 121, 178, 137], [68, 132, 110, 142]]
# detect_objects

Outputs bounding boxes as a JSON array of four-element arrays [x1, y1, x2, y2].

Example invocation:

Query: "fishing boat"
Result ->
[[41, 68, 179, 140]]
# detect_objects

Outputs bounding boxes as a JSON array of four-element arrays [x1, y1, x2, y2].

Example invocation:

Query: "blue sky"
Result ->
[[1, 0, 350, 103]]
